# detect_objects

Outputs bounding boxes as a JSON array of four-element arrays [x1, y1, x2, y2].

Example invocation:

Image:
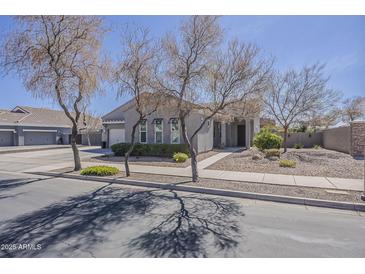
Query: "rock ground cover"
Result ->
[[207, 148, 364, 179]]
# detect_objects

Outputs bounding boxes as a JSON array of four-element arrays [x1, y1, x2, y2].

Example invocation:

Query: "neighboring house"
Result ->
[[0, 106, 102, 147], [102, 94, 261, 153]]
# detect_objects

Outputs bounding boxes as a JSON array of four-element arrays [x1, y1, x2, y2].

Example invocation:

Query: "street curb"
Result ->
[[28, 171, 365, 212]]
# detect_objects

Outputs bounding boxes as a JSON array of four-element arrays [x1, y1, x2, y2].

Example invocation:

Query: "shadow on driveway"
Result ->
[[0, 184, 244, 258], [0, 178, 49, 192]]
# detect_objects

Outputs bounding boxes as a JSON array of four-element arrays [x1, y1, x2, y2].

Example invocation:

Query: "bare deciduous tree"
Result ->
[[307, 108, 342, 129], [0, 16, 107, 170], [155, 16, 222, 182], [114, 27, 162, 177], [263, 64, 341, 152], [342, 96, 365, 123], [158, 16, 270, 182], [81, 107, 102, 146]]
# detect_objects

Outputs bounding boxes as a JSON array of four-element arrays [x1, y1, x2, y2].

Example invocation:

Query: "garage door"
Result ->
[[0, 131, 13, 146], [24, 132, 56, 145], [109, 128, 125, 146]]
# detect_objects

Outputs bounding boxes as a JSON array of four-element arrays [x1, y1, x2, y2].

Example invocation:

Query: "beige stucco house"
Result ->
[[102, 94, 261, 153]]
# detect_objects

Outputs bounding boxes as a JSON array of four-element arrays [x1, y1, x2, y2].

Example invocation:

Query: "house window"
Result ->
[[154, 119, 163, 144], [170, 118, 180, 144], [139, 119, 147, 143]]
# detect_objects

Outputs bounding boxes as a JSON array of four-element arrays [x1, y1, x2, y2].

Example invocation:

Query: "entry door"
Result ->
[[213, 122, 221, 148], [109, 128, 125, 146], [237, 125, 246, 147]]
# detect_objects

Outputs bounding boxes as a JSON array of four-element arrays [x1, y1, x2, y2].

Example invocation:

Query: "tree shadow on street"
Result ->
[[126, 190, 243, 258], [0, 183, 244, 258]]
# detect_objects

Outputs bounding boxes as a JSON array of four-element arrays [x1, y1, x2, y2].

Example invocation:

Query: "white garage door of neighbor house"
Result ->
[[0, 132, 13, 146], [109, 128, 125, 146], [24, 132, 57, 145]]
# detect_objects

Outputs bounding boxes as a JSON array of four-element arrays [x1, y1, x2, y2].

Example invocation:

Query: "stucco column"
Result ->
[[245, 119, 251, 148], [17, 126, 24, 146], [221, 122, 226, 148], [253, 117, 260, 134]]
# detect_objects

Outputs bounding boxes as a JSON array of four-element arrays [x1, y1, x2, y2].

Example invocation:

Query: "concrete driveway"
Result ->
[[0, 171, 364, 258], [0, 146, 110, 172]]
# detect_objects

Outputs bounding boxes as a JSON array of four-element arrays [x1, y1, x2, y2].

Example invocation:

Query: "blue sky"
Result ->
[[0, 16, 364, 115]]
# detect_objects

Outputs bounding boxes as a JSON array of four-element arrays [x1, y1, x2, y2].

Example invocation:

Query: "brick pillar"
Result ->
[[350, 121, 365, 157]]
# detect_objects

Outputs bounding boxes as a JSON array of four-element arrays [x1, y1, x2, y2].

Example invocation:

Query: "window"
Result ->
[[139, 119, 147, 143], [154, 119, 163, 144], [170, 119, 180, 144]]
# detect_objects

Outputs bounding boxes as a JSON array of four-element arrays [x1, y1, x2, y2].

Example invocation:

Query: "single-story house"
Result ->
[[0, 106, 102, 147], [102, 94, 261, 153]]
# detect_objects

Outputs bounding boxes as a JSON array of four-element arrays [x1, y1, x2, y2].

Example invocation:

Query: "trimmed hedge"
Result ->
[[80, 166, 120, 176], [111, 143, 190, 157]]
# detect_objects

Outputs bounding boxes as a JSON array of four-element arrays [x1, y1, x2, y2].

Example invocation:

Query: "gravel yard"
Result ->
[[89, 150, 218, 168], [52, 168, 363, 203], [207, 148, 364, 179]]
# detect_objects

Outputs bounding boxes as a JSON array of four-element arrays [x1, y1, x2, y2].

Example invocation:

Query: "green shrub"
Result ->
[[111, 143, 190, 157], [80, 166, 119, 176], [253, 128, 283, 151], [293, 143, 304, 149], [313, 145, 321, 149], [279, 159, 296, 168], [264, 148, 280, 158], [173, 152, 189, 163]]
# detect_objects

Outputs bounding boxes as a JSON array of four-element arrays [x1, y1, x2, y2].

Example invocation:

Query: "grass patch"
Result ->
[[80, 166, 119, 176], [279, 159, 296, 168]]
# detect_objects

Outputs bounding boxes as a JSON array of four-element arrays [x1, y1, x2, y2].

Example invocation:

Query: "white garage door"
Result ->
[[109, 128, 125, 146], [24, 132, 56, 145], [0, 132, 13, 146]]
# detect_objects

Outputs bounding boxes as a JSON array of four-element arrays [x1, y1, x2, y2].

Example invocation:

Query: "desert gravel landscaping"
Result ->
[[89, 150, 218, 168], [51, 168, 363, 203], [207, 148, 364, 179]]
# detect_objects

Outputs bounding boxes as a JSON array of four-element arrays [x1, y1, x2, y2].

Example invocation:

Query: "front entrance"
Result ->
[[213, 121, 221, 148], [237, 125, 246, 147]]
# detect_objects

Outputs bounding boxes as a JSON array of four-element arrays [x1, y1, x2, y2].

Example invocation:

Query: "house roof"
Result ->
[[102, 92, 261, 122], [0, 105, 101, 129]]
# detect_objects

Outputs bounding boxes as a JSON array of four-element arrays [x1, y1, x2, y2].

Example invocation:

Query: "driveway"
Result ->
[[0, 146, 110, 172], [0, 171, 364, 258]]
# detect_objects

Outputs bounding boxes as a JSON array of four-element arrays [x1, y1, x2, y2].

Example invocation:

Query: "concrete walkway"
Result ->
[[191, 147, 242, 169], [27, 159, 364, 192]]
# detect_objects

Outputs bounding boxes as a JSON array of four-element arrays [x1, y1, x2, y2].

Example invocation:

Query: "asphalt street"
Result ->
[[0, 170, 364, 257]]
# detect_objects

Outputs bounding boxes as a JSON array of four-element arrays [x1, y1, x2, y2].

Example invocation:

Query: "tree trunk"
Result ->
[[189, 147, 198, 182], [180, 116, 199, 182], [87, 133, 91, 146], [283, 126, 288, 153], [71, 126, 81, 171], [124, 123, 138, 177]]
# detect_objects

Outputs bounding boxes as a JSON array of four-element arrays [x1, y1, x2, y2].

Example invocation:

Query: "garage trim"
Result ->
[[0, 129, 16, 133], [23, 129, 58, 132]]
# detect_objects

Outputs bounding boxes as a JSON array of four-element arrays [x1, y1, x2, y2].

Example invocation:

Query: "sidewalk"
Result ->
[[26, 159, 364, 192]]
